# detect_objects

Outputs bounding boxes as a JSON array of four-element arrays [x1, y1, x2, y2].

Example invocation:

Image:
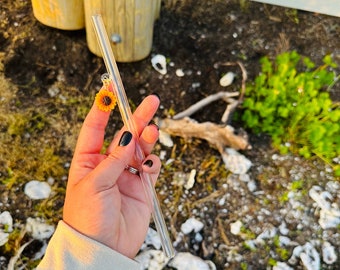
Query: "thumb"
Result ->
[[91, 131, 136, 191]]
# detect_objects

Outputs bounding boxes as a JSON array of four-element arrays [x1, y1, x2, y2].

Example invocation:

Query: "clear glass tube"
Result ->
[[91, 14, 175, 258]]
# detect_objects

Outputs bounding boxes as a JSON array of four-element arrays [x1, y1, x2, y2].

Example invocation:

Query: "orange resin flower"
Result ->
[[95, 89, 117, 112]]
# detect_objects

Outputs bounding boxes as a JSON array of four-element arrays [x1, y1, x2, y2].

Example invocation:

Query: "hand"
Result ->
[[63, 94, 161, 258]]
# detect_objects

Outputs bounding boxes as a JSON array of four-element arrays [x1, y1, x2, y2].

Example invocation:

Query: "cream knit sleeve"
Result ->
[[37, 220, 140, 270]]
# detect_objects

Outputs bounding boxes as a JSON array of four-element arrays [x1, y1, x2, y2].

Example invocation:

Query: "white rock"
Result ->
[[226, 248, 243, 262], [300, 243, 320, 270], [325, 181, 340, 193], [289, 242, 320, 270], [47, 85, 60, 97], [247, 180, 257, 192], [219, 72, 235, 87], [192, 82, 201, 88], [181, 218, 204, 235], [319, 208, 340, 229], [0, 232, 9, 246], [0, 211, 13, 232], [135, 249, 169, 270], [222, 148, 252, 174], [239, 173, 250, 182], [151, 54, 167, 75], [172, 172, 187, 187], [279, 222, 289, 235], [309, 185, 340, 229], [24, 180, 51, 200], [176, 69, 185, 77], [0, 211, 11, 245], [26, 218, 55, 240], [289, 245, 302, 265], [322, 241, 337, 264], [143, 227, 162, 250], [244, 239, 257, 250], [273, 262, 294, 270], [159, 150, 167, 160], [159, 130, 174, 147], [256, 225, 277, 241], [184, 169, 196, 190], [168, 252, 216, 270], [230, 220, 242, 235], [218, 197, 226, 206], [195, 232, 203, 242], [279, 236, 293, 246], [309, 186, 333, 210], [173, 232, 184, 247]]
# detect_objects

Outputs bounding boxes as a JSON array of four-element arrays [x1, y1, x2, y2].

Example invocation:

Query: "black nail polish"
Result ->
[[151, 92, 161, 101], [119, 131, 132, 146], [148, 120, 159, 130], [143, 160, 153, 167]]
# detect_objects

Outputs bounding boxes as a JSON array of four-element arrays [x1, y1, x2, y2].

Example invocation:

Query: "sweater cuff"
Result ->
[[38, 220, 140, 270]]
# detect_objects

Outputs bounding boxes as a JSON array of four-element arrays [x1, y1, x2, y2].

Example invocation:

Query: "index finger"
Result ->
[[74, 103, 110, 156], [75, 94, 160, 157]]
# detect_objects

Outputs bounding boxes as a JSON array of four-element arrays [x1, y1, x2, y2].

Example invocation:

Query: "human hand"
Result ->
[[63, 94, 161, 258]]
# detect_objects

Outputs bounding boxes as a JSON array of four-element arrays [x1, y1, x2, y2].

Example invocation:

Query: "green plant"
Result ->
[[273, 235, 291, 260], [241, 51, 339, 175], [268, 257, 277, 267], [285, 8, 299, 24], [240, 262, 248, 270]]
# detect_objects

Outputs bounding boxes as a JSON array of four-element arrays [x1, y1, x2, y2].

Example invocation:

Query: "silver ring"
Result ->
[[125, 165, 139, 175]]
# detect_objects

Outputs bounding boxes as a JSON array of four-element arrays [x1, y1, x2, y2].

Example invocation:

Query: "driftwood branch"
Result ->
[[158, 117, 251, 153], [158, 61, 251, 164], [173, 91, 239, 120]]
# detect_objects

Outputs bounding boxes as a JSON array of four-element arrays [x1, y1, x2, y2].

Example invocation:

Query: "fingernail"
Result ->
[[148, 120, 159, 130], [119, 131, 133, 146], [143, 160, 153, 167], [151, 92, 161, 101]]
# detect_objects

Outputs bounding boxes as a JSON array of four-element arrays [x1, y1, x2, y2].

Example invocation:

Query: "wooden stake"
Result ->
[[84, 0, 157, 62], [31, 0, 85, 30]]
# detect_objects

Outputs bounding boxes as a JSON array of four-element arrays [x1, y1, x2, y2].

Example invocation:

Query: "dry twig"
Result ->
[[173, 91, 239, 120], [158, 117, 250, 154]]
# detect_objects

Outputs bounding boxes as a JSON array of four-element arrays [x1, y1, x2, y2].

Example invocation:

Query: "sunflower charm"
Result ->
[[95, 78, 117, 112], [95, 87, 117, 112]]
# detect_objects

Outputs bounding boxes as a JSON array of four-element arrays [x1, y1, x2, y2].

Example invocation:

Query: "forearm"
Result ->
[[37, 221, 140, 270]]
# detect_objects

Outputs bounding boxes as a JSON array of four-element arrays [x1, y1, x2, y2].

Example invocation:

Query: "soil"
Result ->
[[0, 0, 339, 269]]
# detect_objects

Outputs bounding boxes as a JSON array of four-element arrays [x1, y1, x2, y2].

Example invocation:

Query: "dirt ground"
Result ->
[[0, 0, 339, 269]]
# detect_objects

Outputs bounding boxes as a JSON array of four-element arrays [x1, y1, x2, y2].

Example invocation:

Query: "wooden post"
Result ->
[[84, 0, 159, 62], [153, 0, 161, 20], [31, 0, 85, 30]]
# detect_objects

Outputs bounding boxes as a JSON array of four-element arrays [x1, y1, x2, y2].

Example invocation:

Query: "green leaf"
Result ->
[[242, 110, 259, 129], [329, 109, 340, 122], [260, 56, 273, 74], [298, 146, 311, 159], [323, 54, 338, 68], [334, 165, 340, 177], [303, 56, 315, 69], [242, 98, 255, 110], [278, 107, 289, 118], [309, 124, 326, 143]]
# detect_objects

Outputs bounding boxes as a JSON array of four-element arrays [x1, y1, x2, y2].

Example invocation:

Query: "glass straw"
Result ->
[[91, 14, 175, 258]]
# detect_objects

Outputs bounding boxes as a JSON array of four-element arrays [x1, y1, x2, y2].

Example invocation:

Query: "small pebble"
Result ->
[[219, 72, 235, 87], [24, 180, 51, 200]]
